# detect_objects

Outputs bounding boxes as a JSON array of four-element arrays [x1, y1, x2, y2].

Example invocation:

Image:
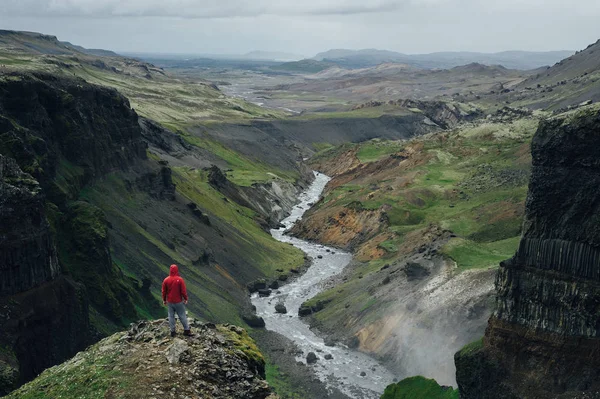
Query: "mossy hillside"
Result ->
[[381, 376, 459, 399], [301, 119, 536, 327], [77, 167, 304, 327], [178, 131, 300, 187], [317, 119, 535, 269], [174, 167, 305, 275], [78, 175, 244, 326], [265, 362, 305, 399], [217, 325, 265, 371], [0, 50, 284, 125], [48, 200, 162, 334], [3, 334, 130, 399]]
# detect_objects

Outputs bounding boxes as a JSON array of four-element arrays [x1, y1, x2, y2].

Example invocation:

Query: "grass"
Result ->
[[173, 167, 305, 275], [295, 118, 537, 330], [381, 376, 459, 399], [265, 362, 305, 399], [356, 140, 405, 163], [457, 337, 484, 357], [440, 236, 520, 270], [179, 131, 299, 186], [4, 335, 129, 399]]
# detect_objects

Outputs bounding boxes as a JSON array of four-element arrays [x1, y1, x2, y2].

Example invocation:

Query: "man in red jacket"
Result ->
[[162, 264, 193, 337]]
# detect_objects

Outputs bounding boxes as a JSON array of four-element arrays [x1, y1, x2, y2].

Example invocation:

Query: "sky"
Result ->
[[1, 0, 599, 56]]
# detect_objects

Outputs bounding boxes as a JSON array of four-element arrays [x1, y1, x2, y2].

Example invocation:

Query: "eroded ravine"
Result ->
[[251, 172, 395, 399]]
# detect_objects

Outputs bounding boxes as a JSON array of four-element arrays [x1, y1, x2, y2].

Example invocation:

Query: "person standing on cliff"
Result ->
[[162, 264, 193, 337]]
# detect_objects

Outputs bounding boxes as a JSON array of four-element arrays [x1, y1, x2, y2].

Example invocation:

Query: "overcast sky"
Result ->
[[1, 0, 599, 56]]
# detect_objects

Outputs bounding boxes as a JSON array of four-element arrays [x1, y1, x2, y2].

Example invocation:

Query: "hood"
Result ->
[[169, 264, 179, 277]]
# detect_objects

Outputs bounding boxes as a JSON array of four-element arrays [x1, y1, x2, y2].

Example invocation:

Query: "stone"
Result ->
[[165, 339, 190, 365], [241, 314, 265, 328], [298, 306, 312, 317], [306, 352, 318, 364], [257, 289, 272, 297], [274, 304, 287, 314], [324, 354, 333, 360]]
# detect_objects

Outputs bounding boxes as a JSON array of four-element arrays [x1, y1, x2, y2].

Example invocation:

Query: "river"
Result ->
[[251, 172, 395, 399]]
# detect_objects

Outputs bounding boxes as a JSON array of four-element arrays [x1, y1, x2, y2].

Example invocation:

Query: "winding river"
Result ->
[[251, 172, 395, 399]]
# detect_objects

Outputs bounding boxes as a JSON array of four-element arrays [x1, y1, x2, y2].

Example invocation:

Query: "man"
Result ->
[[162, 264, 193, 337]]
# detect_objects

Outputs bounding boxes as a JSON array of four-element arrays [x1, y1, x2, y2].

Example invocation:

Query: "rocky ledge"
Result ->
[[5, 319, 278, 399], [455, 107, 600, 399]]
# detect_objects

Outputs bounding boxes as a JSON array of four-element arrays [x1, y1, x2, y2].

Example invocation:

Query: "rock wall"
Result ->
[[0, 155, 60, 295], [0, 72, 152, 394], [455, 108, 600, 399]]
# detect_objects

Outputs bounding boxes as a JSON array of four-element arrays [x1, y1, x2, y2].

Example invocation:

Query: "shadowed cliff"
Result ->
[[455, 106, 600, 399]]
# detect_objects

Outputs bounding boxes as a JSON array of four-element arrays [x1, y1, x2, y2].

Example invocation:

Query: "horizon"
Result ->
[[0, 28, 580, 61], [1, 0, 599, 56]]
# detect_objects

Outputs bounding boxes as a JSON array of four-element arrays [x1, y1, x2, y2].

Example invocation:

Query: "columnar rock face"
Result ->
[[455, 108, 600, 398], [0, 155, 60, 295]]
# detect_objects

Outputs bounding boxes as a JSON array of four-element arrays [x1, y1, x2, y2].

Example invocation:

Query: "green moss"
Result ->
[[381, 376, 459, 399], [356, 140, 405, 163], [265, 362, 305, 399], [4, 336, 129, 399], [173, 167, 305, 275], [440, 236, 519, 270], [458, 337, 484, 357], [179, 132, 298, 186], [217, 326, 264, 368]]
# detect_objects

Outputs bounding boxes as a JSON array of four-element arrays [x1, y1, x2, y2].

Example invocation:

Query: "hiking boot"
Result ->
[[183, 330, 194, 337], [171, 331, 176, 337]]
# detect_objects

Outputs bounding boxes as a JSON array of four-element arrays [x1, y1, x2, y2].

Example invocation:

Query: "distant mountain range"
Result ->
[[312, 48, 575, 70], [242, 51, 305, 62]]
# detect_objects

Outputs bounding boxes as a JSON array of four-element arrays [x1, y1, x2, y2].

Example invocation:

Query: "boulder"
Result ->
[[298, 306, 312, 317], [241, 314, 265, 328], [165, 339, 190, 365], [306, 352, 318, 364], [275, 304, 287, 314], [324, 354, 333, 360], [257, 289, 272, 297]]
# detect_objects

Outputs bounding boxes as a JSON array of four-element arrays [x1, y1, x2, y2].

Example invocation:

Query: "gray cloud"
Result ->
[[0, 0, 598, 55], [1, 0, 409, 18]]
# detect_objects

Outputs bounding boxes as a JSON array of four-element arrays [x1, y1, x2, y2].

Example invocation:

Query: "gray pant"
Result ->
[[167, 302, 190, 331]]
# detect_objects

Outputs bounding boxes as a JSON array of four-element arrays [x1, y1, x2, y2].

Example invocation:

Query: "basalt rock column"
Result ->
[[455, 108, 600, 399]]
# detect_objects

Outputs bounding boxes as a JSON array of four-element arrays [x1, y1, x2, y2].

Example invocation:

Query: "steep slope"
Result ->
[[492, 39, 600, 111], [288, 114, 537, 385], [0, 72, 310, 394], [455, 105, 600, 398], [4, 320, 277, 399], [0, 155, 90, 395]]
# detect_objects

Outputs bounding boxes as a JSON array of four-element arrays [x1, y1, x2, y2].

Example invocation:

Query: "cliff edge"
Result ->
[[4, 319, 277, 399], [455, 107, 600, 398]]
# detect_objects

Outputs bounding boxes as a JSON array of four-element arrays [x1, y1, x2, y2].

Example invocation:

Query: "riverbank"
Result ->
[[251, 172, 395, 399]]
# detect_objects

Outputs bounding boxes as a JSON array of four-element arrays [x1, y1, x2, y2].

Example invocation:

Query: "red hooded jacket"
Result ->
[[162, 265, 188, 304]]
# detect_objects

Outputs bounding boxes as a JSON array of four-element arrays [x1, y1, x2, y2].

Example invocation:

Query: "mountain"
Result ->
[[243, 50, 304, 61], [483, 39, 600, 111], [60, 41, 120, 57], [270, 59, 337, 73], [312, 48, 574, 70], [455, 105, 600, 398], [0, 30, 118, 58]]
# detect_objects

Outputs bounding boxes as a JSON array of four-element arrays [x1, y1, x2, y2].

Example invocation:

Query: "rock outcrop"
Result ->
[[0, 155, 59, 295], [5, 319, 278, 399], [0, 155, 90, 395], [0, 72, 156, 394], [455, 108, 600, 398]]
